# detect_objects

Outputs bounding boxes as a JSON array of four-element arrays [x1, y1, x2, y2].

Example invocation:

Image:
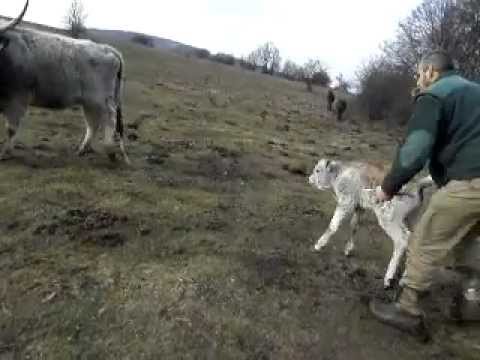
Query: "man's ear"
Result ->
[[426, 64, 435, 80]]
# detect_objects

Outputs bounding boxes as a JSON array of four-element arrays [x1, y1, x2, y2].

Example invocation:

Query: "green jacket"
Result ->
[[382, 71, 480, 195]]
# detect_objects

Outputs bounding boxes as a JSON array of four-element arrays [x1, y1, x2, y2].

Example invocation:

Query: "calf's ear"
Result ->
[[326, 160, 339, 174]]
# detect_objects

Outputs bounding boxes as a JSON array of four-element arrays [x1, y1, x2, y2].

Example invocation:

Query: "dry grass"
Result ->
[[0, 35, 478, 359]]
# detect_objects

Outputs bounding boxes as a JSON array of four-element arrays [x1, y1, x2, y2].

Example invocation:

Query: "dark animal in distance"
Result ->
[[326, 89, 335, 112], [0, 0, 129, 163], [333, 99, 347, 121]]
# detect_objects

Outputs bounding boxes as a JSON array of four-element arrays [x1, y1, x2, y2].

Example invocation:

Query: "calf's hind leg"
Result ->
[[379, 220, 410, 289], [344, 210, 361, 257]]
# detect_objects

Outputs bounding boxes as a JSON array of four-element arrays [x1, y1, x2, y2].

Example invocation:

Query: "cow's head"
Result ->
[[308, 158, 340, 190], [0, 0, 28, 53]]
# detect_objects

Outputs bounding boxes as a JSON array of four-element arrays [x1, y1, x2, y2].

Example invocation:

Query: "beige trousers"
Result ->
[[402, 178, 480, 292]]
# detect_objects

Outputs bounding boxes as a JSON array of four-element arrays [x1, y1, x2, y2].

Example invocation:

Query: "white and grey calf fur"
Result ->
[[0, 1, 129, 163], [308, 158, 433, 288]]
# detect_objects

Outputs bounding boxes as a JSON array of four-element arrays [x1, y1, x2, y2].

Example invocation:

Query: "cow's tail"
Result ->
[[112, 49, 130, 164]]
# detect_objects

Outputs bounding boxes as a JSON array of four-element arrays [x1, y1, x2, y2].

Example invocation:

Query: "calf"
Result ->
[[308, 158, 433, 288]]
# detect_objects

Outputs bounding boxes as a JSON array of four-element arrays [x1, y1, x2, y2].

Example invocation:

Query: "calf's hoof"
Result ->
[[344, 248, 354, 257], [384, 280, 394, 290], [77, 145, 95, 157], [314, 243, 326, 252], [384, 277, 400, 291]]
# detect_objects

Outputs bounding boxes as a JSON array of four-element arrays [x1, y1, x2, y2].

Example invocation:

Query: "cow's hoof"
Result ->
[[107, 153, 117, 162]]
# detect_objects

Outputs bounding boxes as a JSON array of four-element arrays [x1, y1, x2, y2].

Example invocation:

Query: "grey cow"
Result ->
[[0, 0, 129, 163]]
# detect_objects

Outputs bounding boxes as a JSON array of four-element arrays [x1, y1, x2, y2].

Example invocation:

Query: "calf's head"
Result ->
[[308, 158, 340, 190]]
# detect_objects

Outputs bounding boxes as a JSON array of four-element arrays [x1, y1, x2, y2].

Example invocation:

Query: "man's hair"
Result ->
[[420, 49, 455, 72]]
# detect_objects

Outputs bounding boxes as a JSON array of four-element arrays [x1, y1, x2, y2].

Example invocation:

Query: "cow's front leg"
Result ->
[[0, 98, 27, 160], [314, 203, 354, 251]]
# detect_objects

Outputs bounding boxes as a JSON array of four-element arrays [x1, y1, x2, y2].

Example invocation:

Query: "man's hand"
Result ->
[[375, 186, 393, 203]]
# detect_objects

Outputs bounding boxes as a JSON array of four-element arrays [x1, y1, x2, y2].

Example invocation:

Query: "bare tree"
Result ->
[[335, 73, 351, 93], [453, 0, 480, 79], [302, 59, 330, 91], [65, 0, 87, 38], [282, 60, 303, 81], [355, 56, 414, 122], [356, 0, 480, 125], [382, 0, 458, 73], [247, 42, 281, 75]]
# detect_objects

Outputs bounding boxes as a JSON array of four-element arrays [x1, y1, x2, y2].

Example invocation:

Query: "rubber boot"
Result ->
[[369, 287, 429, 341]]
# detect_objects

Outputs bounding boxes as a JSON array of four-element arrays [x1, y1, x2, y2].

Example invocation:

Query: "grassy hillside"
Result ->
[[0, 34, 478, 359]]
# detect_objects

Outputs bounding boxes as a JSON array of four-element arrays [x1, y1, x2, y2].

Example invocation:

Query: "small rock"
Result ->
[[127, 133, 139, 141], [138, 226, 151, 236], [33, 143, 50, 151], [145, 154, 165, 165], [7, 221, 19, 230], [324, 151, 338, 157]]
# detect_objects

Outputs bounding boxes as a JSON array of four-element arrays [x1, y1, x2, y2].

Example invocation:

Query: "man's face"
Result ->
[[415, 63, 435, 90]]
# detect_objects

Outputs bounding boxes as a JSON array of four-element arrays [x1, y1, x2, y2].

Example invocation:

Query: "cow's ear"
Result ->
[[0, 38, 10, 53]]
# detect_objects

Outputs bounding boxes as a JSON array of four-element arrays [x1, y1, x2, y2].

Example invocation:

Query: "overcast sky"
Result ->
[[3, 0, 422, 81]]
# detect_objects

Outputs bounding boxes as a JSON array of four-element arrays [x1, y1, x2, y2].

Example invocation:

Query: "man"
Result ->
[[327, 89, 335, 112], [370, 49, 480, 336]]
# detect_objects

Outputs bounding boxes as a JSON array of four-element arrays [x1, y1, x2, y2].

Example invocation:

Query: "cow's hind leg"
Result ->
[[78, 106, 101, 156], [101, 99, 120, 163], [1, 97, 28, 160], [103, 99, 129, 164]]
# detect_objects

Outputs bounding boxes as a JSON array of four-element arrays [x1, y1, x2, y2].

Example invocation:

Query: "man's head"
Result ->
[[416, 49, 454, 90]]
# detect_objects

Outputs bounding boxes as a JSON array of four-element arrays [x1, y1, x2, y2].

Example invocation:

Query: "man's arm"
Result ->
[[381, 94, 442, 196]]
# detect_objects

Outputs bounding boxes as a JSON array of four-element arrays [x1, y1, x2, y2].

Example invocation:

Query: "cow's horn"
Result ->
[[0, 0, 29, 35]]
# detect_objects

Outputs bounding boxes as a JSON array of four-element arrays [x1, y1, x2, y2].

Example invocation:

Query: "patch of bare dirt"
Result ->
[[33, 208, 129, 247]]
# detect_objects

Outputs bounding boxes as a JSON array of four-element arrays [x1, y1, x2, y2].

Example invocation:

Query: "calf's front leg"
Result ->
[[314, 203, 354, 251]]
